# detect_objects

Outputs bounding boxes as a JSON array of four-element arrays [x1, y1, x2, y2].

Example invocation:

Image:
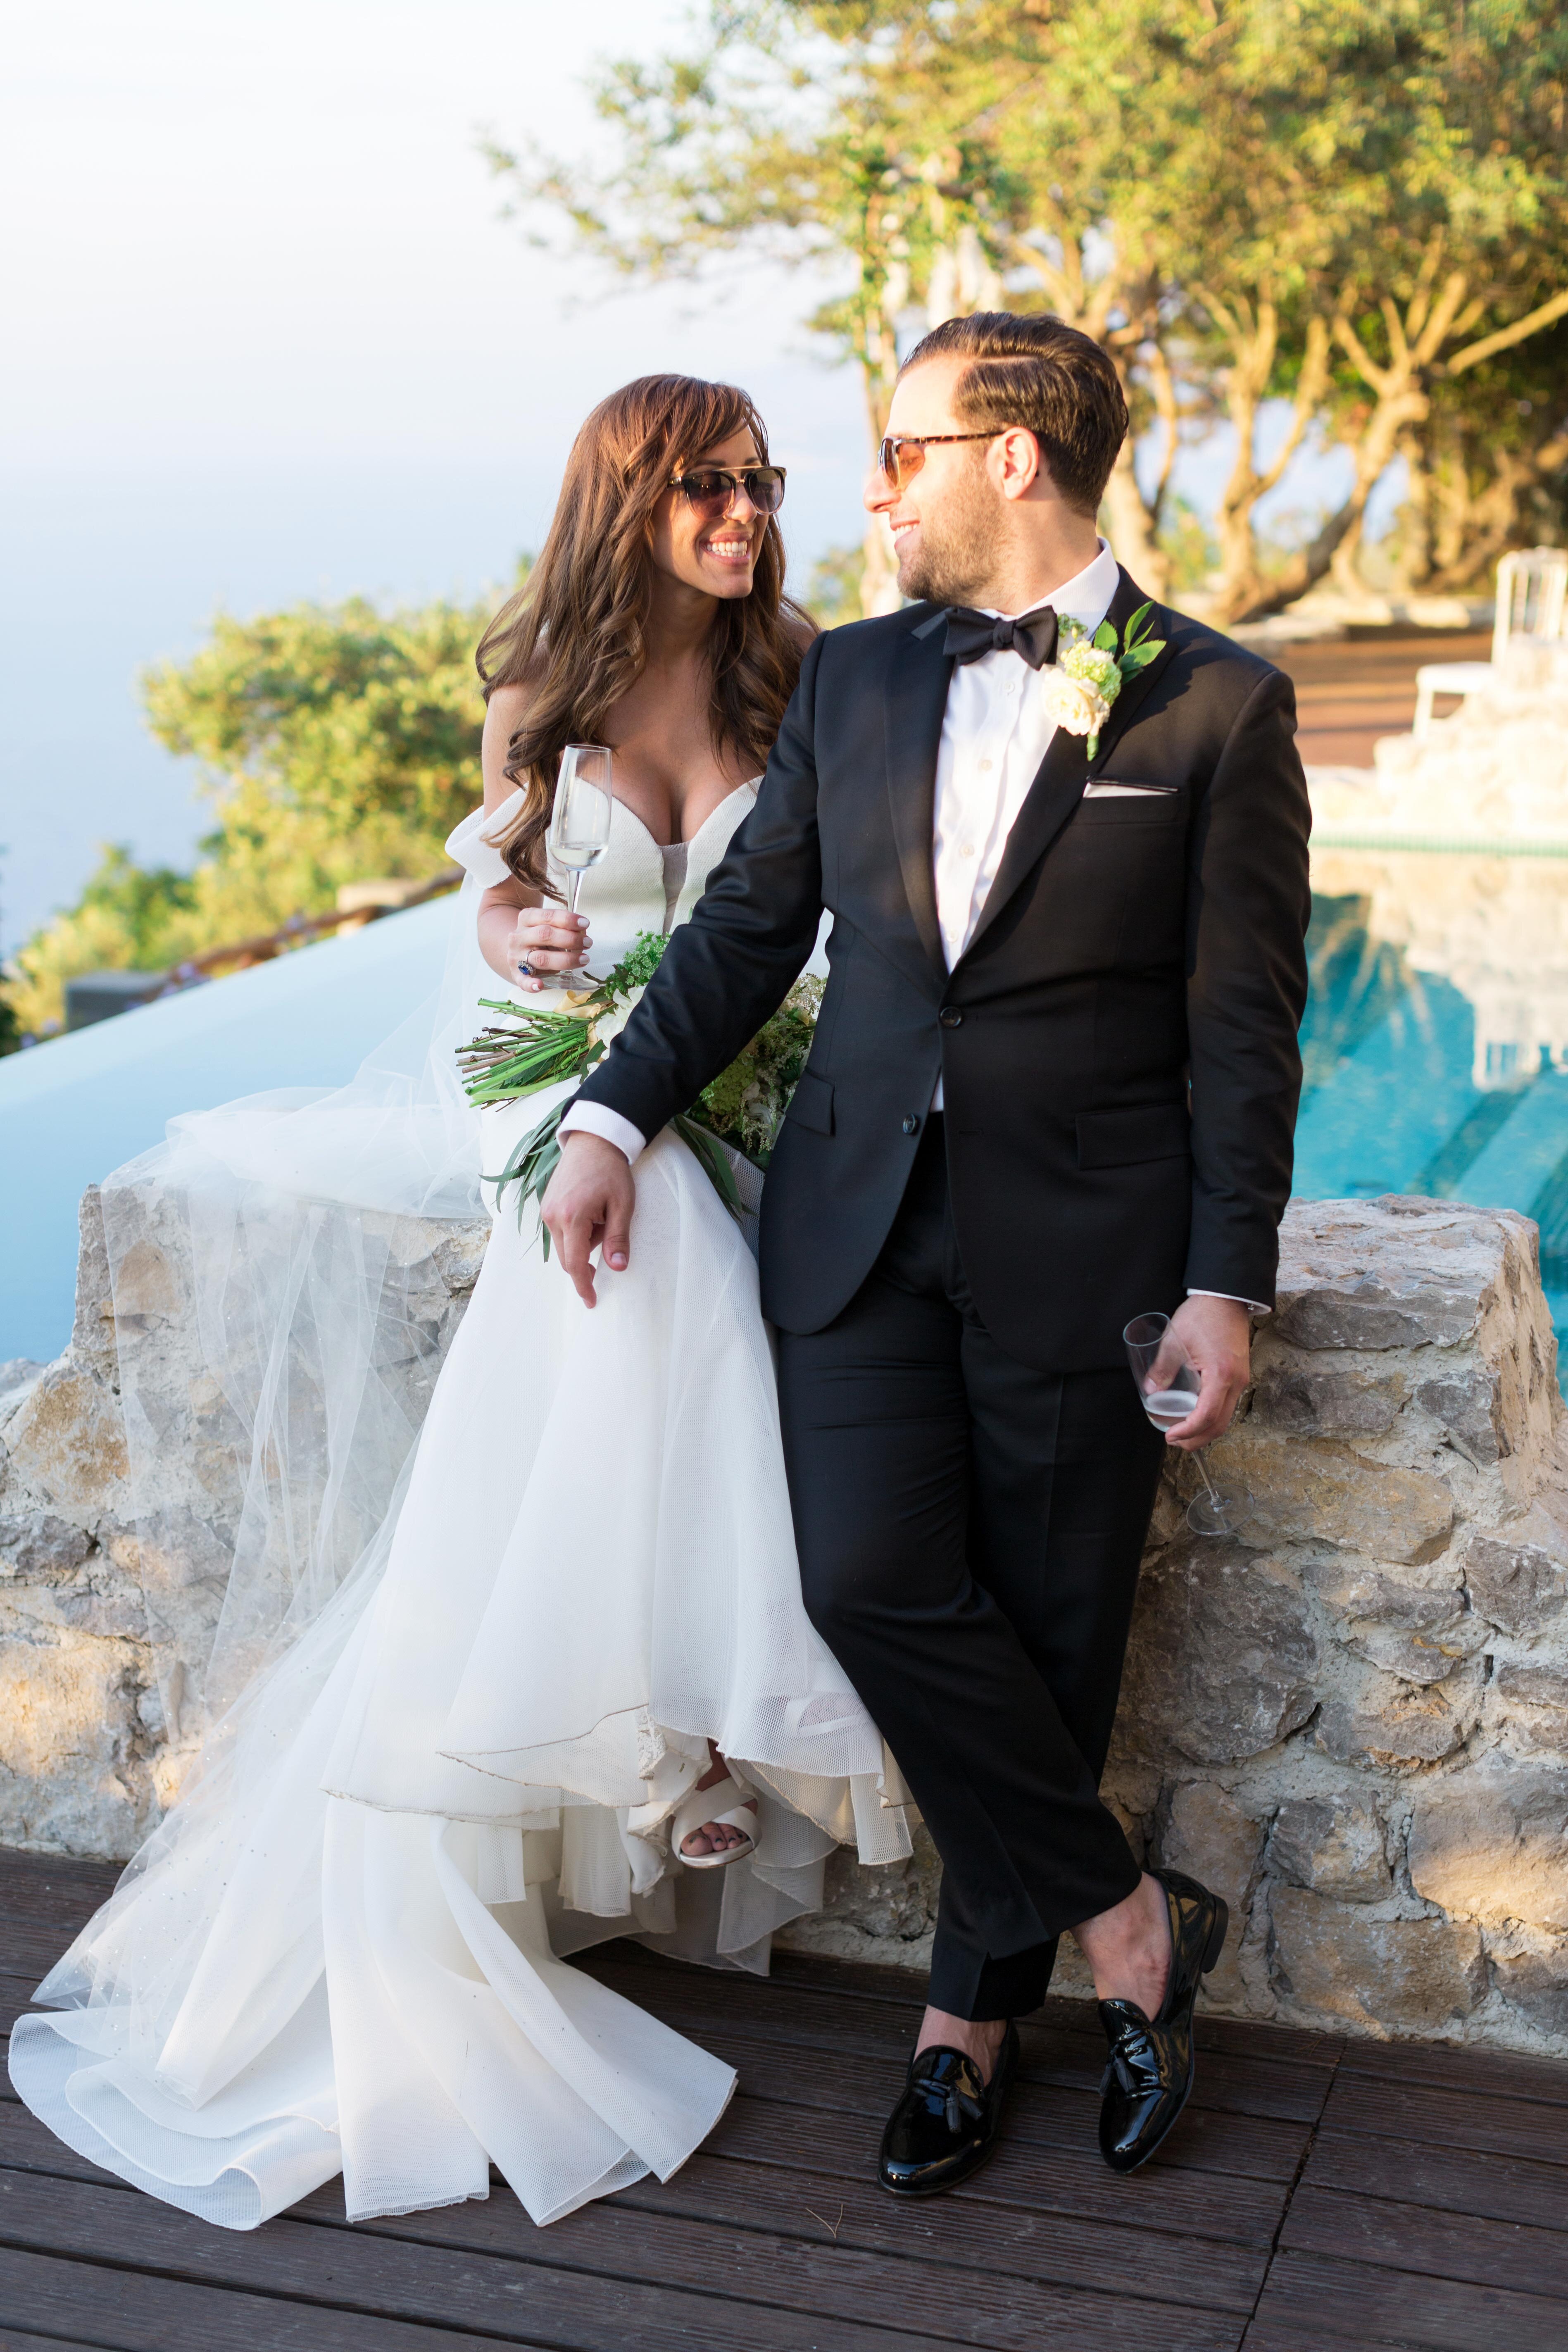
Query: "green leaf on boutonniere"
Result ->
[[1118, 640, 1164, 675], [1091, 619, 1118, 651]]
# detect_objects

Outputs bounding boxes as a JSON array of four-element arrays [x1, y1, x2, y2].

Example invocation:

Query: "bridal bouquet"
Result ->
[[457, 931, 822, 1247]]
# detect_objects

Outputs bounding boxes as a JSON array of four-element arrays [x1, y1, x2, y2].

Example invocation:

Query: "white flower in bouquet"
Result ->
[[591, 983, 644, 1050]]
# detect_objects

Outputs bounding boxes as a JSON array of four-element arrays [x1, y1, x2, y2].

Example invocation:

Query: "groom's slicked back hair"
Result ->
[[901, 312, 1128, 518]]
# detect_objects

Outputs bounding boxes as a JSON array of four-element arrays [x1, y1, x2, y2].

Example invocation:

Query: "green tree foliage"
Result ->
[[500, 0, 1568, 622], [4, 590, 495, 1038]]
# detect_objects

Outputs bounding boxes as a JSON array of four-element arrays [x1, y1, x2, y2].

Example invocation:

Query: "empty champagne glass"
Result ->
[[1123, 1312, 1230, 1536], [550, 747, 614, 966]]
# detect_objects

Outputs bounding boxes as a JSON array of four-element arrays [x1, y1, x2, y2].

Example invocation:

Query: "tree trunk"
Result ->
[[1102, 439, 1169, 596]]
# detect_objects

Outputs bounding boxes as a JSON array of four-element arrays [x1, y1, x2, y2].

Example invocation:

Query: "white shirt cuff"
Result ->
[[1188, 1289, 1271, 1316], [558, 1101, 648, 1166]]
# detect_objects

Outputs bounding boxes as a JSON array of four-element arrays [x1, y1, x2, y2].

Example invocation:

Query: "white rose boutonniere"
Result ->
[[1051, 604, 1167, 760]]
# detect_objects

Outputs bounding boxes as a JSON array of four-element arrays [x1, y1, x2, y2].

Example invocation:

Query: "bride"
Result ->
[[8, 374, 910, 2231]]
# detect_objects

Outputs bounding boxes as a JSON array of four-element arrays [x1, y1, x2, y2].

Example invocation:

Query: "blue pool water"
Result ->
[[1296, 845, 1568, 1366]]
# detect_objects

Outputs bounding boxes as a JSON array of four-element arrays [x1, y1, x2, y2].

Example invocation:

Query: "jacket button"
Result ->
[[939, 1006, 964, 1028], [902, 1114, 921, 1136]]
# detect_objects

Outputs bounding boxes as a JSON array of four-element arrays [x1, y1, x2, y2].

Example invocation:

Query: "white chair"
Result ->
[[1413, 547, 1568, 738]]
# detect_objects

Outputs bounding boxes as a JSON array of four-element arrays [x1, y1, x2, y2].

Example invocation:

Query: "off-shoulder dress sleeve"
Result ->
[[445, 788, 524, 889]]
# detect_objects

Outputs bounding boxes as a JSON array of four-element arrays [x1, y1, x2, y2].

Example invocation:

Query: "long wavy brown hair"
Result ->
[[476, 374, 812, 895]]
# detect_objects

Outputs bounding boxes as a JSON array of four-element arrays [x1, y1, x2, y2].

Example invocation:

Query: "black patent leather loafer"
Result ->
[[878, 2021, 1019, 2197], [1097, 1869, 1228, 2174]]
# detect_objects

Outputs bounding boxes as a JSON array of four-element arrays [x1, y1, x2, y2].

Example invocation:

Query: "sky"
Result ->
[[0, 0, 866, 946], [0, 0, 1366, 952]]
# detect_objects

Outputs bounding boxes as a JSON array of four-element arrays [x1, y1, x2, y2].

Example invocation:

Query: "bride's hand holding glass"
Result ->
[[508, 903, 592, 995]]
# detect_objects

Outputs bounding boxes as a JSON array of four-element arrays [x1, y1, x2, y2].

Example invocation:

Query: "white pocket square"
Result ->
[[1082, 781, 1178, 798]]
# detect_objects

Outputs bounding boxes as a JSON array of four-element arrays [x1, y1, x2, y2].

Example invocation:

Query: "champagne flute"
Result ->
[[1123, 1312, 1230, 1536], [549, 746, 614, 971]]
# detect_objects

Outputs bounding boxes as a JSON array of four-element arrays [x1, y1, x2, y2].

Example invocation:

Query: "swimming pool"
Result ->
[[1296, 844, 1568, 1374]]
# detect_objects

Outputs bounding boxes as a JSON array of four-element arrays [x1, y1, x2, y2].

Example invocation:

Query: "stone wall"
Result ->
[[5, 1188, 1568, 2054]]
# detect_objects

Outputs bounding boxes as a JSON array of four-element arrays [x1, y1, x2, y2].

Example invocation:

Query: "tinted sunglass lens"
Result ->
[[679, 471, 732, 511], [749, 468, 785, 512]]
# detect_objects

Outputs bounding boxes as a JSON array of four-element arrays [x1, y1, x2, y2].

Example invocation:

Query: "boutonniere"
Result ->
[[1040, 604, 1166, 761]]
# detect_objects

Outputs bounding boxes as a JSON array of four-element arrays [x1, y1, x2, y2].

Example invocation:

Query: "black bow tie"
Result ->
[[942, 602, 1060, 669]]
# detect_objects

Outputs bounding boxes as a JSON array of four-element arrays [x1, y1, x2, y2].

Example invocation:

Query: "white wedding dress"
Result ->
[[9, 782, 911, 2230]]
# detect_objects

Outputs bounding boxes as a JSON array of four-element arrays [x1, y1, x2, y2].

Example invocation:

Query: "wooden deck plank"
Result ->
[[1249, 2247, 1568, 2351], [707, 2093, 1293, 2238], [1335, 2035, 1568, 2109], [0, 2245, 552, 2352], [583, 1953, 1334, 2123], [1275, 629, 1491, 770], [0, 2331, 131, 2352], [0, 2097, 1268, 2314], [1323, 2068, 1568, 2168], [696, 2025, 1313, 2183], [0, 2167, 1241, 2352], [1282, 2180, 1568, 2296], [1304, 2123, 1568, 2232]]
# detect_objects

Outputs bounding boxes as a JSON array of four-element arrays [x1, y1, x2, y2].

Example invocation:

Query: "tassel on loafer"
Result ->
[[878, 2021, 1019, 2197], [1097, 1868, 1228, 2174]]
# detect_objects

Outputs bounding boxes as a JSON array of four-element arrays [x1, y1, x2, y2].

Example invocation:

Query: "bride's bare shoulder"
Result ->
[[481, 678, 538, 812]]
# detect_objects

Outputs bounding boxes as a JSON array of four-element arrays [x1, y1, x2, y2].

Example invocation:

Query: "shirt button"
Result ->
[[978, 757, 994, 772], [902, 1114, 921, 1136], [959, 842, 976, 859]]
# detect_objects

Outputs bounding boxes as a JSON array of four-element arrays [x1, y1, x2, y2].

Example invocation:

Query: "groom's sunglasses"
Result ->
[[669, 465, 787, 518], [877, 430, 1000, 490]]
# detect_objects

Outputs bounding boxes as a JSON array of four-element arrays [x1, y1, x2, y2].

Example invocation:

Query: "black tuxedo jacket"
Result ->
[[576, 567, 1312, 1370]]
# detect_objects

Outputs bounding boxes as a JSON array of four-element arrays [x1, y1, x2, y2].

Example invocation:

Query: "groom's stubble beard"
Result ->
[[896, 454, 1004, 608]]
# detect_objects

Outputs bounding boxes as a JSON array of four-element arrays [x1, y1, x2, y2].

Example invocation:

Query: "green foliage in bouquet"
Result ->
[[460, 929, 821, 1251]]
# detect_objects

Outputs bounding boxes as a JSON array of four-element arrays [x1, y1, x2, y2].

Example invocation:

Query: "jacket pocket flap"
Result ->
[[788, 1069, 835, 1136], [1076, 1101, 1189, 1170]]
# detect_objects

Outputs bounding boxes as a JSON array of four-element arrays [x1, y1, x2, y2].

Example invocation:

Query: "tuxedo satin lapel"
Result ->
[[959, 569, 1171, 964], [883, 619, 952, 978]]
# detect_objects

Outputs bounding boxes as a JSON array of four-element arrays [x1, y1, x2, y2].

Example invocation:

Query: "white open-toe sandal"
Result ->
[[670, 1774, 757, 1871]]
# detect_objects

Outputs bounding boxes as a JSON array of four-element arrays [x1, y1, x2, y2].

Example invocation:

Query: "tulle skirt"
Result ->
[[9, 1124, 910, 2228]]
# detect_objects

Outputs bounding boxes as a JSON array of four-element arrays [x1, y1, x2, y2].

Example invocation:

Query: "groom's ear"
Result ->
[[992, 425, 1044, 503]]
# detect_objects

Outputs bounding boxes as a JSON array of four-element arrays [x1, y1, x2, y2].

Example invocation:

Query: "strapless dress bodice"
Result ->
[[445, 782, 758, 994]]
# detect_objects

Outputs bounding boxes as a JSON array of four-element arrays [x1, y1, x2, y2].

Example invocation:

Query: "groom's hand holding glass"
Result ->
[[542, 1133, 636, 1307], [1154, 1295, 1252, 1447]]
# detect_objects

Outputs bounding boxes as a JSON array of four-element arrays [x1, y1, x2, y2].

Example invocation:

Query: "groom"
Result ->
[[543, 311, 1311, 2191]]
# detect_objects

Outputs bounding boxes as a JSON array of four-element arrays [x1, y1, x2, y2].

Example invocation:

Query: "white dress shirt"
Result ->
[[558, 539, 1261, 1314], [929, 538, 1121, 1089]]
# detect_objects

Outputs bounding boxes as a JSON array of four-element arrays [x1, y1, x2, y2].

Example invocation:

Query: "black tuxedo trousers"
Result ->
[[778, 1117, 1165, 2018]]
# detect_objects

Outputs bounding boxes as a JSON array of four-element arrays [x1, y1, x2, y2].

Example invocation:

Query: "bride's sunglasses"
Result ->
[[876, 430, 999, 491], [669, 465, 787, 518]]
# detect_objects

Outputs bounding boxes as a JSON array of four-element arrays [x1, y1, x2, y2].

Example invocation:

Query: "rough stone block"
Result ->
[[0, 1616, 155, 1854], [1274, 1196, 1533, 1353], [1487, 1931, 1568, 2040], [1317, 1661, 1484, 1769], [776, 1826, 940, 1975], [1271, 1885, 1486, 2031], [1491, 1663, 1568, 1755], [1118, 1541, 1318, 1766], [1211, 1432, 1454, 1565], [1158, 1781, 1265, 2007], [1413, 1366, 1504, 1465], [1465, 1518, 1568, 1634], [1248, 1355, 1404, 1439], [2, 1363, 129, 1517], [1409, 1768, 1568, 1932], [1270, 1794, 1391, 1901]]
